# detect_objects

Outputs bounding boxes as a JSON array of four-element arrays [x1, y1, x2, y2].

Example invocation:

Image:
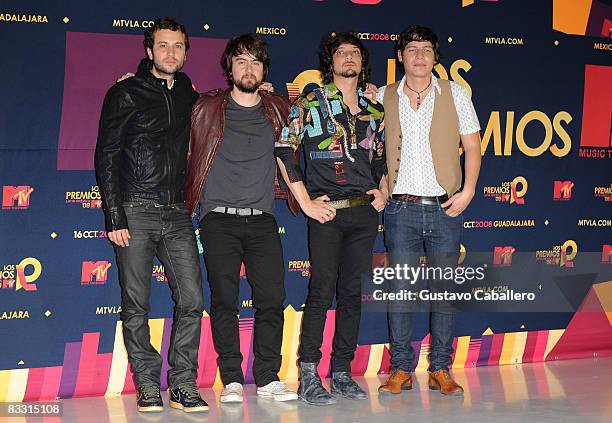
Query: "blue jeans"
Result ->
[[383, 198, 462, 372]]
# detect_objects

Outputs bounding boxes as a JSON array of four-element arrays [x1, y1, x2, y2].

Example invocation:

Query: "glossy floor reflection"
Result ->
[[21, 358, 612, 422]]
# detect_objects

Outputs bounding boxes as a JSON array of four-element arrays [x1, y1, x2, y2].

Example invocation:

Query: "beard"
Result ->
[[233, 75, 262, 93], [152, 58, 183, 77], [338, 69, 359, 78], [333, 64, 359, 79]]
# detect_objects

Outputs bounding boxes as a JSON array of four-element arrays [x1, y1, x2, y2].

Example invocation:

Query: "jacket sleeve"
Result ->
[[274, 96, 307, 183], [94, 85, 137, 232]]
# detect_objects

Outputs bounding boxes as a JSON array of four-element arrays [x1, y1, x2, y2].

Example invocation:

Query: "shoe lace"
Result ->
[[389, 370, 404, 381], [224, 382, 242, 393], [267, 381, 286, 392], [178, 383, 200, 399], [141, 385, 160, 400]]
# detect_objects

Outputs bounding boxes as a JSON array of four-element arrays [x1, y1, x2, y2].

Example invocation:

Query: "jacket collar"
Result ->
[[135, 57, 188, 87], [323, 82, 370, 114]]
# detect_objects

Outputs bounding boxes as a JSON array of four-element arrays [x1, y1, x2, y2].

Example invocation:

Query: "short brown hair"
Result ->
[[143, 17, 190, 53], [396, 26, 440, 62]]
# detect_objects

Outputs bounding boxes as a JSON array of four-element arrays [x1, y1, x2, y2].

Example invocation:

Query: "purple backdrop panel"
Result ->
[[57, 32, 228, 170]]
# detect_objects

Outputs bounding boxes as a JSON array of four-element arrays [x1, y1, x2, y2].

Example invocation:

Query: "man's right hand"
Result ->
[[108, 229, 131, 247], [302, 195, 337, 224], [116, 72, 135, 83]]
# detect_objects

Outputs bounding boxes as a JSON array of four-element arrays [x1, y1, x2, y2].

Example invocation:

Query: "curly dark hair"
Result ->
[[220, 34, 269, 87], [143, 17, 190, 53], [319, 32, 371, 90], [395, 26, 440, 63]]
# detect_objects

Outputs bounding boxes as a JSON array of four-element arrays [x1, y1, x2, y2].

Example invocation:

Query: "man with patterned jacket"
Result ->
[[275, 32, 388, 405]]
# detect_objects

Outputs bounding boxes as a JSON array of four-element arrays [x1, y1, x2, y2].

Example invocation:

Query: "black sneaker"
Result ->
[[168, 382, 209, 413], [136, 385, 163, 413]]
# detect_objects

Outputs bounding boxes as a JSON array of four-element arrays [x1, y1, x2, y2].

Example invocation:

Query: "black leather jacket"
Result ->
[[94, 59, 198, 231]]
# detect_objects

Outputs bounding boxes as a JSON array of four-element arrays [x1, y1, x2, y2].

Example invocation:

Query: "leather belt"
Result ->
[[212, 206, 263, 216], [392, 194, 448, 206], [327, 194, 374, 210], [123, 201, 181, 208]]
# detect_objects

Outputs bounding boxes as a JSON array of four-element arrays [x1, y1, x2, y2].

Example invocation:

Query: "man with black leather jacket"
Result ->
[[94, 17, 208, 413]]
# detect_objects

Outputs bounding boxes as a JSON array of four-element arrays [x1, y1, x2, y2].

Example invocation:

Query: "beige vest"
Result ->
[[383, 79, 461, 196]]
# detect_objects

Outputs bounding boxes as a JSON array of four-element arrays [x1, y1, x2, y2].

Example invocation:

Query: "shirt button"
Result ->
[[397, 146, 401, 150], [395, 169, 399, 173], [396, 158, 400, 162], [399, 134, 402, 139], [393, 179, 397, 183]]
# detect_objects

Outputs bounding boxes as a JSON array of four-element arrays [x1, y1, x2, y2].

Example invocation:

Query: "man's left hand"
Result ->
[[440, 190, 474, 217], [259, 82, 275, 92], [364, 83, 379, 101], [368, 188, 388, 212]]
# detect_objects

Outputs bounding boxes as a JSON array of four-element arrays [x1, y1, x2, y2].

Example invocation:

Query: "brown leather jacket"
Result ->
[[185, 88, 300, 216]]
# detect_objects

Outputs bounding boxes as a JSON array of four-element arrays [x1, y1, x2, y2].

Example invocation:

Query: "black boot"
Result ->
[[331, 372, 367, 400], [297, 362, 337, 406]]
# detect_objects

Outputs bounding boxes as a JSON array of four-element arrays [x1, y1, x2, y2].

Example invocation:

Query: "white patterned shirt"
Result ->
[[377, 75, 480, 196]]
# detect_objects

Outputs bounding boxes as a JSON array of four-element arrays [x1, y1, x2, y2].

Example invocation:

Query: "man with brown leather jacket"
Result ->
[[185, 34, 334, 404]]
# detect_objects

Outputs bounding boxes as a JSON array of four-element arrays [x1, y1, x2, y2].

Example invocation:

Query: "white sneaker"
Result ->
[[257, 381, 298, 401], [220, 382, 243, 403]]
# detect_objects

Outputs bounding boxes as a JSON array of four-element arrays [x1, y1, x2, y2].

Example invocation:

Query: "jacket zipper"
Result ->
[[161, 84, 175, 202]]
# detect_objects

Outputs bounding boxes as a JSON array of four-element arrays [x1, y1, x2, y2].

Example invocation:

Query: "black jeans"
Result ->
[[299, 204, 379, 372], [115, 202, 204, 388], [201, 212, 285, 387]]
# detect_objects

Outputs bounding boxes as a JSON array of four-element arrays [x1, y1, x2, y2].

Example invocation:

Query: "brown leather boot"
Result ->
[[428, 369, 464, 396], [378, 370, 413, 394]]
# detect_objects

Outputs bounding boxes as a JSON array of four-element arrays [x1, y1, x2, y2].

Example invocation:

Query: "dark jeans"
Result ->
[[115, 202, 204, 388], [201, 212, 285, 387], [383, 198, 462, 372], [299, 204, 379, 372]]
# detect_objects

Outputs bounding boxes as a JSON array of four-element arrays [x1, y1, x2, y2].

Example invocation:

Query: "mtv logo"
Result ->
[[81, 261, 112, 284], [2, 186, 34, 209], [91, 199, 102, 208], [603, 245, 612, 263], [493, 246, 515, 266], [553, 181, 574, 200]]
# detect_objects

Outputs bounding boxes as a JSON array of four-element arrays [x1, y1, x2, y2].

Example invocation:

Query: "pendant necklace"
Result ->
[[404, 78, 432, 109]]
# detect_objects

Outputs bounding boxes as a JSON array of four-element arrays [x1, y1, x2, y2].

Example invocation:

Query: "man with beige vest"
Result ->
[[376, 26, 481, 396]]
